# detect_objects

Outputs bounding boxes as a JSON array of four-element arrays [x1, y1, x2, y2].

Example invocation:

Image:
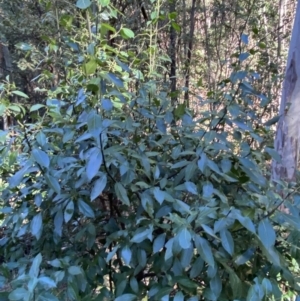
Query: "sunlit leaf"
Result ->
[[76, 0, 91, 9], [32, 149, 50, 168], [90, 174, 107, 201], [120, 28, 135, 39], [178, 228, 191, 249]]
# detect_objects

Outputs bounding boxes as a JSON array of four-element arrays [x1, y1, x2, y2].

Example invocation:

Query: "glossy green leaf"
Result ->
[[30, 213, 43, 240], [78, 200, 95, 218], [120, 28, 135, 39], [178, 228, 191, 249], [115, 294, 137, 301], [12, 90, 29, 98], [153, 233, 166, 254], [220, 228, 234, 255], [8, 288, 28, 301], [258, 218, 276, 248], [153, 187, 164, 204], [83, 58, 97, 75], [29, 253, 42, 278], [68, 266, 82, 275], [76, 0, 91, 9], [121, 246, 132, 265], [87, 112, 102, 137], [115, 182, 130, 206], [54, 209, 63, 237], [86, 150, 103, 181], [130, 227, 152, 243], [32, 149, 50, 168], [194, 235, 215, 267], [30, 104, 45, 112], [38, 276, 56, 289], [174, 291, 184, 301], [91, 174, 107, 201], [64, 201, 74, 223], [189, 256, 204, 278], [203, 182, 214, 198], [210, 274, 222, 298], [185, 181, 198, 195], [45, 174, 61, 194]]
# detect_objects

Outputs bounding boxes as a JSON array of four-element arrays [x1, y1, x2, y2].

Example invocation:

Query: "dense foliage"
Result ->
[[0, 0, 300, 301]]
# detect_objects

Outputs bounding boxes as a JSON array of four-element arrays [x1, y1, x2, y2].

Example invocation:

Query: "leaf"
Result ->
[[90, 174, 107, 201], [78, 200, 95, 218], [48, 259, 62, 268], [220, 228, 234, 255], [102, 98, 113, 111], [105, 73, 124, 88], [131, 227, 153, 243], [239, 52, 250, 61], [54, 209, 63, 237], [258, 218, 276, 248], [8, 288, 28, 301], [83, 58, 97, 75], [235, 214, 256, 234], [174, 103, 186, 119], [87, 112, 102, 137], [114, 294, 137, 301], [198, 153, 207, 172], [234, 247, 255, 265], [29, 253, 42, 278], [12, 90, 29, 98], [9, 165, 30, 188], [153, 233, 166, 253], [130, 277, 139, 294], [120, 28, 135, 39], [203, 182, 214, 198], [153, 187, 164, 204], [178, 228, 191, 249], [185, 181, 198, 195], [31, 213, 43, 240], [189, 256, 204, 278], [36, 132, 47, 146], [15, 42, 32, 51], [32, 149, 50, 168], [68, 266, 82, 275], [174, 291, 184, 301], [115, 182, 130, 206], [45, 174, 61, 194], [194, 235, 215, 267], [241, 33, 249, 45], [171, 22, 181, 32], [265, 147, 281, 162], [30, 104, 45, 112], [64, 201, 74, 223], [38, 276, 57, 289], [86, 150, 103, 181], [210, 275, 222, 298], [75, 88, 86, 106], [76, 0, 91, 9], [121, 246, 132, 265]]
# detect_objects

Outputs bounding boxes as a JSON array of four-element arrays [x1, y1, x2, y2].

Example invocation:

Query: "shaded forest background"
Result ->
[[0, 0, 295, 116]]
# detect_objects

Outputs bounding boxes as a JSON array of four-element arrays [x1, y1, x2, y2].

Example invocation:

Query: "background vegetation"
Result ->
[[0, 0, 299, 300]]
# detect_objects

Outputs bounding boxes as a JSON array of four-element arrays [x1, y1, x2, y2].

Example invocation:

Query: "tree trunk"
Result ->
[[272, 0, 300, 182]]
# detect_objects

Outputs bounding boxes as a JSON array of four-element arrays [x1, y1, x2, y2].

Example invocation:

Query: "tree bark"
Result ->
[[272, 0, 300, 182]]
